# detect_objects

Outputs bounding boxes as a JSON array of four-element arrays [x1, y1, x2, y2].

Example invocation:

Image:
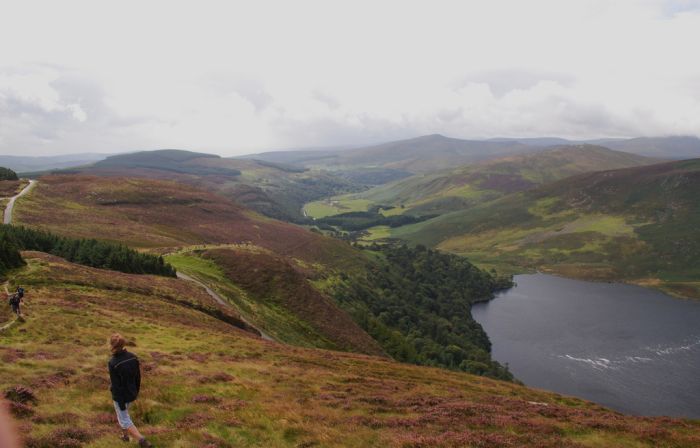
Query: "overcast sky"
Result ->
[[1, 0, 699, 156]]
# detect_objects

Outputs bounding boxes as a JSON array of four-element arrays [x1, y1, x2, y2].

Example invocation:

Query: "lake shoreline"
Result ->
[[472, 273, 700, 419]]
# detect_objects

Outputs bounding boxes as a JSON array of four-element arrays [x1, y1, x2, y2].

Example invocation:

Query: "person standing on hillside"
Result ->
[[7, 294, 21, 319], [108, 333, 153, 447], [4, 285, 25, 319]]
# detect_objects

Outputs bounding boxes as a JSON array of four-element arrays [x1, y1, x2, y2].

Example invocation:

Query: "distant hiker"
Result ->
[[108, 333, 153, 447], [15, 286, 23, 300], [7, 293, 22, 318]]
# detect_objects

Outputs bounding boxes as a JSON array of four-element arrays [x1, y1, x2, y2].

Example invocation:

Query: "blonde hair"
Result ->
[[110, 333, 126, 354]]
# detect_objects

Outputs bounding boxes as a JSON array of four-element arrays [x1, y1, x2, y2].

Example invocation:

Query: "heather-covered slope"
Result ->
[[394, 159, 700, 297], [329, 145, 659, 218], [14, 175, 361, 269], [84, 149, 360, 222], [11, 175, 384, 355], [2, 252, 699, 447], [167, 246, 385, 356], [11, 175, 518, 370], [167, 244, 513, 380]]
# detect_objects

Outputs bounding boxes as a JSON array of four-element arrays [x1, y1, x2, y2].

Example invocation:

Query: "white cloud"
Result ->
[[0, 0, 699, 156]]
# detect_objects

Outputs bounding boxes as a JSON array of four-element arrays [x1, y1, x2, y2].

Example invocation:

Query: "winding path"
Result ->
[[176, 271, 274, 341], [1, 181, 35, 332], [4, 179, 36, 224], [0, 179, 273, 341]]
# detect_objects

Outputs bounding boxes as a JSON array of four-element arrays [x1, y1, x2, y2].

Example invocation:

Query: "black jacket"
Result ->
[[108, 350, 141, 409]]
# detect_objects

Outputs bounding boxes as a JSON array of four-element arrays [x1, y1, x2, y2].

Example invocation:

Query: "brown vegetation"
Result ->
[[204, 248, 385, 356], [1, 252, 699, 447], [15, 175, 362, 269]]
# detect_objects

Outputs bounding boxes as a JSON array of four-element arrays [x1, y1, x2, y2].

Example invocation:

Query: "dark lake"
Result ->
[[471, 274, 700, 419]]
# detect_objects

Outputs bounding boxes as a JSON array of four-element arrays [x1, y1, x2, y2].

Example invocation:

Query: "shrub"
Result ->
[[0, 224, 176, 277], [0, 167, 18, 181]]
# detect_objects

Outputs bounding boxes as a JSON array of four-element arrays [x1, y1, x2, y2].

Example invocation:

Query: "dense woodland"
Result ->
[[0, 232, 26, 277], [0, 167, 18, 181], [316, 209, 436, 231], [331, 244, 515, 381], [0, 225, 176, 277]]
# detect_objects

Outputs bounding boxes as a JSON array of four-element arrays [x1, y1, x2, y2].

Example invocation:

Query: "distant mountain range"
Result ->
[[243, 134, 700, 184], [5, 134, 699, 178], [489, 136, 700, 158], [244, 134, 534, 177], [0, 153, 109, 173], [9, 134, 700, 223]]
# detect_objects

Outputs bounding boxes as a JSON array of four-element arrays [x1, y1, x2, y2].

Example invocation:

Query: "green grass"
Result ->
[[378, 206, 405, 217], [349, 145, 659, 221], [3, 253, 699, 447], [380, 158, 700, 298], [357, 226, 392, 244], [303, 201, 343, 219], [165, 248, 341, 350], [304, 197, 373, 219]]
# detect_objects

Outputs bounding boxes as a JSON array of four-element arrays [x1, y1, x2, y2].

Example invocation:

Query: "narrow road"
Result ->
[[176, 271, 274, 341], [4, 179, 36, 224]]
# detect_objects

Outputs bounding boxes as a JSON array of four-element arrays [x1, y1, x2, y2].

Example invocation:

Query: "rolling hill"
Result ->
[[3, 252, 698, 447], [602, 136, 700, 159], [11, 174, 387, 356], [248, 134, 540, 182], [0, 153, 108, 173], [165, 246, 385, 354], [249, 135, 700, 189], [12, 174, 355, 263], [335, 145, 661, 218], [392, 158, 700, 298], [3, 155, 700, 445], [73, 149, 360, 222], [488, 136, 700, 159], [11, 174, 515, 377]]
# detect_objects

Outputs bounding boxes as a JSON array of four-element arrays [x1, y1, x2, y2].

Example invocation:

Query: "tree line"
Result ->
[[316, 210, 437, 232], [0, 167, 19, 181], [331, 244, 515, 381], [0, 225, 176, 278]]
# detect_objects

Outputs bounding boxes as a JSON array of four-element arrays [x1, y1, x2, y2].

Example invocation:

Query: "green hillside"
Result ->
[[12, 174, 516, 378], [165, 244, 514, 380], [305, 145, 661, 242], [3, 253, 698, 447], [394, 159, 700, 298], [354, 145, 659, 217]]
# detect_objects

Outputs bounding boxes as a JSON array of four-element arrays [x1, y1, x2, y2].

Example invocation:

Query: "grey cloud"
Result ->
[[436, 108, 464, 124], [270, 111, 422, 148], [0, 66, 156, 155], [660, 0, 700, 17], [457, 69, 575, 97], [312, 90, 341, 110], [204, 74, 273, 112], [682, 75, 700, 100]]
